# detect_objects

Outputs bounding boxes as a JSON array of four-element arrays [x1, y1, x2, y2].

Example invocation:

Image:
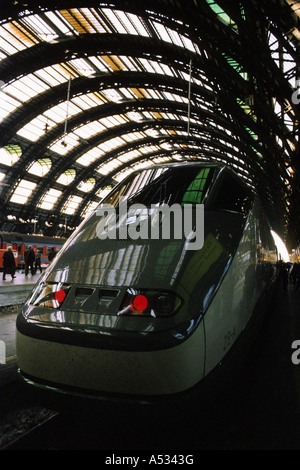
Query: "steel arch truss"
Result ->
[[0, 0, 299, 245]]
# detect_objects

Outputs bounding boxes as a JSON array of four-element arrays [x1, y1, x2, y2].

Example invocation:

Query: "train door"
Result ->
[[17, 244, 22, 257], [16, 244, 25, 271]]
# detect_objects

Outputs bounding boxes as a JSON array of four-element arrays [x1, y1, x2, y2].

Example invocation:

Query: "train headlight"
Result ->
[[30, 282, 70, 308], [118, 289, 182, 317]]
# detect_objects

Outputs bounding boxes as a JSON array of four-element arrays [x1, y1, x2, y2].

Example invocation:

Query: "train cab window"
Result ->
[[210, 171, 253, 214], [114, 165, 215, 208], [181, 167, 212, 205]]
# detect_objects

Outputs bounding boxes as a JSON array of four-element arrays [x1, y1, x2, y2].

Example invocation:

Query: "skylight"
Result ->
[[10, 179, 37, 204], [62, 195, 83, 215], [27, 158, 52, 177], [0, 145, 22, 166], [38, 188, 62, 210], [57, 169, 76, 185], [78, 178, 96, 192]]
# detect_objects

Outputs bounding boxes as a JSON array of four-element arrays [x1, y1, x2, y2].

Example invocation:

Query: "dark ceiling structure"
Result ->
[[0, 0, 299, 248]]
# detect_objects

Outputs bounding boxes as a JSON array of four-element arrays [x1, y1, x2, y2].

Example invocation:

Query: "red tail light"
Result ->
[[131, 294, 148, 313], [31, 283, 70, 308], [119, 289, 182, 317], [54, 289, 67, 303]]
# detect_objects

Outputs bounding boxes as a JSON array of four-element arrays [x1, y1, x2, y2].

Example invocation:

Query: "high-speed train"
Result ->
[[16, 162, 279, 409]]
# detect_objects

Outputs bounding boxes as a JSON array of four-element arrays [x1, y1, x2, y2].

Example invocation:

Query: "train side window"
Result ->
[[104, 168, 166, 207], [211, 171, 253, 214]]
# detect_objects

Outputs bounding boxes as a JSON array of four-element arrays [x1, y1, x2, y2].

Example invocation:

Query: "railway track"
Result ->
[[0, 375, 237, 450], [0, 303, 58, 450], [0, 381, 58, 450]]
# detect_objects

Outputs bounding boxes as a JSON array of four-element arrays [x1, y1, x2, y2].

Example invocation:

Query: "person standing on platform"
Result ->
[[2, 246, 16, 281], [34, 249, 42, 274], [24, 245, 35, 276]]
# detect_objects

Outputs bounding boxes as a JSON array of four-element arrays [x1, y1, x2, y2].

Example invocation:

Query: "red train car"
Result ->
[[0, 232, 66, 270]]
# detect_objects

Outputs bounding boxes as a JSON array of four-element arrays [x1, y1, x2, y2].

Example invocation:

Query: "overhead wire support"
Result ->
[[187, 59, 192, 138], [62, 76, 72, 147]]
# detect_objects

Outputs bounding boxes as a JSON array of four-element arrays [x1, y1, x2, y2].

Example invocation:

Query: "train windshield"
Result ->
[[103, 165, 216, 208], [101, 164, 252, 215]]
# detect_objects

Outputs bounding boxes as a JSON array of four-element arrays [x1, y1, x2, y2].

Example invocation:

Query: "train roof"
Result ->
[[142, 160, 225, 169], [134, 160, 242, 176], [129, 160, 252, 190], [0, 231, 66, 244]]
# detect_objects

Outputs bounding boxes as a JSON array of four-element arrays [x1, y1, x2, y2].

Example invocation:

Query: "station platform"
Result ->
[[0, 270, 40, 308], [0, 270, 42, 387]]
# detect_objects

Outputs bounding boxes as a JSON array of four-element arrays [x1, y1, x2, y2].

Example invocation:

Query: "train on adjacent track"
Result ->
[[16, 162, 280, 410], [0, 232, 66, 270]]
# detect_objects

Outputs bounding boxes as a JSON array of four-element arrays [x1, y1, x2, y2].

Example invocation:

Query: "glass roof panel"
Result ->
[[97, 159, 122, 175], [50, 132, 80, 155], [0, 26, 28, 55], [10, 179, 37, 204], [82, 200, 99, 218], [152, 21, 172, 43], [167, 28, 184, 48], [44, 11, 74, 35], [44, 100, 82, 124], [78, 178, 96, 192], [69, 9, 97, 34], [2, 21, 37, 50], [113, 10, 140, 35], [38, 188, 62, 210], [57, 169, 76, 185], [122, 131, 144, 142], [76, 121, 106, 138], [71, 93, 105, 110], [35, 65, 70, 86], [0, 90, 20, 121], [96, 186, 113, 199], [5, 77, 42, 102], [77, 8, 109, 33], [76, 147, 104, 167], [113, 168, 133, 182], [88, 56, 111, 72], [62, 195, 83, 215], [205, 1, 236, 29], [27, 158, 52, 177], [17, 115, 53, 141], [101, 89, 123, 102], [101, 9, 129, 34], [0, 146, 21, 166], [21, 14, 58, 41], [68, 58, 96, 77]]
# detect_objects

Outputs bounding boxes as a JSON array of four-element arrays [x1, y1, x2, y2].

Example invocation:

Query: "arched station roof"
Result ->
[[0, 0, 299, 247]]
